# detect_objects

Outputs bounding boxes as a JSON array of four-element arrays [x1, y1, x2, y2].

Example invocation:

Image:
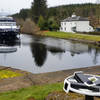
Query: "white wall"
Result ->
[[60, 22, 76, 33], [60, 21, 94, 33], [76, 21, 94, 32]]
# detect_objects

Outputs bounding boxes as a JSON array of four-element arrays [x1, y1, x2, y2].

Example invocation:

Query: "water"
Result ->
[[0, 34, 100, 74]]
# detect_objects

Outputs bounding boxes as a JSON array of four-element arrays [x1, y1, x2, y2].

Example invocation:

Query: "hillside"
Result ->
[[13, 3, 100, 28], [48, 4, 100, 27]]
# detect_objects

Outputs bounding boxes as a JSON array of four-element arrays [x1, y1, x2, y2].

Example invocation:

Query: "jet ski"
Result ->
[[64, 71, 100, 97]]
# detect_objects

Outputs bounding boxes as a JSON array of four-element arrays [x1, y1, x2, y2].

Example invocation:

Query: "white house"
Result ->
[[60, 14, 94, 33]]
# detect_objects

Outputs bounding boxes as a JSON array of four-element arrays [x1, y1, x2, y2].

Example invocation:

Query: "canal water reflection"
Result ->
[[0, 34, 100, 73]]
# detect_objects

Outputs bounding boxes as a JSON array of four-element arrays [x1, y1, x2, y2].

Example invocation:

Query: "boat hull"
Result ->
[[0, 28, 20, 37], [0, 31, 19, 38], [0, 47, 17, 53]]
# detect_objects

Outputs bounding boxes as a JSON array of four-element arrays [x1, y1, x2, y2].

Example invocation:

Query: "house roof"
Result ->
[[62, 16, 89, 22]]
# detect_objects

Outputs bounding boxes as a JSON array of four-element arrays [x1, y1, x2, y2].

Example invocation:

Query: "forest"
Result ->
[[12, 0, 100, 31]]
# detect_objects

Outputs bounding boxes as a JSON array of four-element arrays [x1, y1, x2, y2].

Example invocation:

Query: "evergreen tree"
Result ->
[[48, 17, 59, 31], [13, 3, 100, 28], [12, 9, 30, 20], [19, 9, 30, 20], [38, 15, 48, 30], [38, 16, 45, 30], [31, 0, 47, 23]]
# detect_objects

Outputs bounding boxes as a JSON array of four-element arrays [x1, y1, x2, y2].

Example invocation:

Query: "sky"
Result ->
[[0, 0, 98, 14]]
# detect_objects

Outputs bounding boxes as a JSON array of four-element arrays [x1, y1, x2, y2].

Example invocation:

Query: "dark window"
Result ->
[[72, 27, 76, 32], [62, 22, 63, 26], [60, 27, 63, 30], [0, 20, 15, 22]]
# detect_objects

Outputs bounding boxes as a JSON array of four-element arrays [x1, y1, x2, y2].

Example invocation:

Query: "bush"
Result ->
[[48, 17, 59, 31], [21, 18, 40, 34], [38, 16, 49, 30], [38, 16, 45, 30], [15, 18, 24, 28]]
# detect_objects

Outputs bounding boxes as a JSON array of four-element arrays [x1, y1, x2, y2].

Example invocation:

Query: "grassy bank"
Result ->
[[1, 66, 100, 100], [43, 31, 100, 43], [0, 83, 63, 100]]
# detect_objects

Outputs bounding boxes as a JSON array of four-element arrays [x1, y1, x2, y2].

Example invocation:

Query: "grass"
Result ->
[[0, 83, 63, 100], [0, 70, 22, 79], [43, 31, 100, 42]]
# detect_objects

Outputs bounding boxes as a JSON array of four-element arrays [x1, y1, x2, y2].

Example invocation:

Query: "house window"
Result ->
[[61, 22, 63, 26], [64, 22, 66, 25], [60, 27, 63, 30]]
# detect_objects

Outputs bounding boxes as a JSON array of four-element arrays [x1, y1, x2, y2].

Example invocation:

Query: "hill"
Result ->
[[48, 4, 100, 27], [13, 3, 100, 28]]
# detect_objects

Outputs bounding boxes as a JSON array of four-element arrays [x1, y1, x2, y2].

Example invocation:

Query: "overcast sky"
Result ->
[[0, 0, 98, 14]]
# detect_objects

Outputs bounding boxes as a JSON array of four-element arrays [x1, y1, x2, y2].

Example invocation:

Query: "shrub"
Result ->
[[21, 18, 40, 34]]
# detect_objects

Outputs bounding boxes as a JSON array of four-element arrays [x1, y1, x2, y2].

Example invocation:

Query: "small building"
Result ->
[[60, 13, 94, 33]]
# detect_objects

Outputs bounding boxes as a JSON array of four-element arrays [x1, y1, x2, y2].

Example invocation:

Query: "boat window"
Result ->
[[1, 23, 4, 26], [0, 20, 15, 22], [12, 23, 16, 26], [0, 23, 16, 26]]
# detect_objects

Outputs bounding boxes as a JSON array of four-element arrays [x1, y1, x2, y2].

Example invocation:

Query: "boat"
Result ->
[[63, 71, 100, 97], [0, 16, 20, 37], [0, 46, 17, 53], [0, 37, 21, 46]]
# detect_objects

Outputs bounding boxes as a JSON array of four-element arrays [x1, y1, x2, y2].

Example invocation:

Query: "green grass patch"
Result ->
[[0, 70, 22, 79], [0, 83, 63, 100], [44, 31, 100, 42]]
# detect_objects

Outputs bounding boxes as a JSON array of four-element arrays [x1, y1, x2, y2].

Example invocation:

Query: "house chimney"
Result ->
[[72, 12, 76, 17]]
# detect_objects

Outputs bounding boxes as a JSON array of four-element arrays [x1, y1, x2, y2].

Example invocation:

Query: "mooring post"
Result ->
[[85, 95, 94, 100]]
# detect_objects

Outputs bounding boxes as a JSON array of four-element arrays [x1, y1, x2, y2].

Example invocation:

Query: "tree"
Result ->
[[31, 0, 47, 23], [38, 16, 45, 30], [38, 15, 48, 30], [51, 22, 59, 31], [19, 9, 30, 20], [48, 17, 59, 31], [12, 9, 30, 20]]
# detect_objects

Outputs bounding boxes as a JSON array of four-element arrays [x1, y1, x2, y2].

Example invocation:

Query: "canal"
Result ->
[[0, 34, 100, 74]]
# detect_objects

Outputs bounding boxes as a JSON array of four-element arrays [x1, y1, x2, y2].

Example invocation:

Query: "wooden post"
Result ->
[[85, 95, 94, 100]]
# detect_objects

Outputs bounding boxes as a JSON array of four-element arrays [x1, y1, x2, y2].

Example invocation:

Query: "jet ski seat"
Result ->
[[74, 72, 92, 83], [74, 72, 100, 86]]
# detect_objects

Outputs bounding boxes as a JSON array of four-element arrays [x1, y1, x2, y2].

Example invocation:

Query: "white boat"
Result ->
[[0, 47, 17, 53], [0, 16, 20, 37], [64, 71, 100, 97]]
